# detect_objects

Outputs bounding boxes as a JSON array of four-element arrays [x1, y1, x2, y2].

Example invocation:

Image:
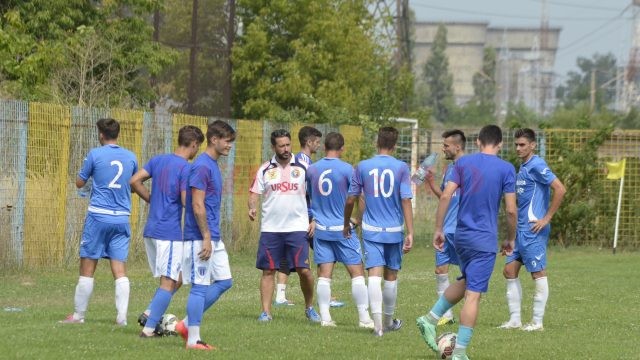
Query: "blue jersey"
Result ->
[[348, 155, 412, 244], [183, 153, 223, 241], [296, 151, 313, 219], [142, 154, 190, 240], [78, 144, 138, 224], [308, 157, 352, 241], [441, 162, 460, 235], [516, 155, 556, 234], [451, 153, 515, 253]]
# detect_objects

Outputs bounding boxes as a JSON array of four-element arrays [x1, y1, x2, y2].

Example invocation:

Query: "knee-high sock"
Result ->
[[317, 277, 332, 322], [453, 325, 474, 354], [382, 280, 398, 327], [506, 278, 522, 323], [143, 288, 172, 333], [114, 277, 129, 323], [275, 284, 287, 302], [186, 284, 207, 346], [204, 279, 233, 312], [74, 276, 94, 319], [436, 274, 453, 318], [532, 276, 548, 325], [427, 295, 454, 324], [351, 276, 371, 323], [368, 276, 383, 330]]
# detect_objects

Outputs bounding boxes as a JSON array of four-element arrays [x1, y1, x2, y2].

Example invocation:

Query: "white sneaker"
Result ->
[[373, 328, 384, 337], [521, 322, 544, 331], [498, 320, 522, 329], [359, 320, 375, 329], [321, 320, 337, 327]]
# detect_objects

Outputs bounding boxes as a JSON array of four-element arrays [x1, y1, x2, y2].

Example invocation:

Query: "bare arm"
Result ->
[[425, 172, 442, 198], [343, 195, 358, 238], [129, 168, 151, 203], [401, 198, 414, 253], [433, 182, 457, 250], [192, 188, 212, 259], [248, 191, 259, 221], [530, 178, 566, 233], [501, 192, 517, 255]]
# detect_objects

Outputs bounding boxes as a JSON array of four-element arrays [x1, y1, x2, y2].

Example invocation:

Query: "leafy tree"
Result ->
[[423, 24, 454, 122], [555, 52, 617, 111], [232, 0, 412, 124], [471, 47, 497, 116]]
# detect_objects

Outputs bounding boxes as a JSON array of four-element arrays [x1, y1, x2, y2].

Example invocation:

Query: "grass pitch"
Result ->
[[0, 246, 637, 359]]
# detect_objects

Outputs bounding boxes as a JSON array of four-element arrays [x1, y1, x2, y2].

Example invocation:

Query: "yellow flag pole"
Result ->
[[612, 175, 624, 255]]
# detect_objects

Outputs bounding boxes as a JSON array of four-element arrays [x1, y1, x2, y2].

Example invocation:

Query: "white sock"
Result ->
[[532, 277, 549, 325], [368, 276, 383, 331], [382, 280, 397, 328], [115, 277, 130, 323], [351, 276, 371, 323], [275, 284, 287, 302], [74, 276, 94, 319], [506, 278, 522, 323], [317, 277, 332, 322], [436, 273, 452, 318], [187, 326, 200, 346]]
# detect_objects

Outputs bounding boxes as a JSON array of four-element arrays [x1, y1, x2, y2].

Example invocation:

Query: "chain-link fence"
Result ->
[[1, 100, 639, 267]]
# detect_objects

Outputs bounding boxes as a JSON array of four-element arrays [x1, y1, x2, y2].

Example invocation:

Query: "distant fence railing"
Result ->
[[1, 100, 638, 267]]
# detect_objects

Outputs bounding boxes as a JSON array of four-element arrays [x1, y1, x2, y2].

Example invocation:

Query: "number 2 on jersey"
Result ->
[[368, 168, 394, 198], [108, 160, 124, 188]]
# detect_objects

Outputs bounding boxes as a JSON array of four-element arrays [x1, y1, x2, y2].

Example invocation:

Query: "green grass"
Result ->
[[0, 246, 638, 359]]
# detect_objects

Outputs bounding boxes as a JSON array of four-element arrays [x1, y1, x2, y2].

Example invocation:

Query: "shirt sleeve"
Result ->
[[503, 164, 516, 194], [179, 164, 191, 192], [399, 163, 413, 199], [249, 165, 265, 194], [189, 163, 210, 191], [532, 161, 556, 185], [143, 157, 154, 177], [78, 151, 94, 181], [347, 165, 362, 196]]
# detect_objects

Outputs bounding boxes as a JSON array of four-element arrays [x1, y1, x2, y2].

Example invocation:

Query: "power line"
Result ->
[[557, 6, 630, 53], [529, 0, 622, 12], [411, 2, 629, 22]]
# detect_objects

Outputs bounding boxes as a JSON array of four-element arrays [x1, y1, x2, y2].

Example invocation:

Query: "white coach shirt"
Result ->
[[250, 155, 309, 232]]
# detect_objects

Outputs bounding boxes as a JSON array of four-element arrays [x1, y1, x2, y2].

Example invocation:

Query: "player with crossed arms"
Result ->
[[307, 132, 374, 328]]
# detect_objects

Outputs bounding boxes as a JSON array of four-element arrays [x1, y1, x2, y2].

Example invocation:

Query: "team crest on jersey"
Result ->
[[197, 266, 207, 277], [291, 168, 301, 178], [266, 169, 278, 181]]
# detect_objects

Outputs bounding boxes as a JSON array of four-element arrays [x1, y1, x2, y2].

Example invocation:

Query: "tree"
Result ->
[[232, 0, 410, 124], [471, 47, 497, 116], [555, 52, 617, 111], [423, 24, 454, 122]]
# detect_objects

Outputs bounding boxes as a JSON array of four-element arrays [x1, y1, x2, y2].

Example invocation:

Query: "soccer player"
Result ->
[[422, 129, 466, 326], [307, 132, 373, 328], [500, 128, 566, 331], [343, 126, 414, 336], [416, 125, 517, 360], [274, 125, 322, 307], [178, 120, 236, 350], [60, 118, 138, 325], [249, 129, 320, 323], [130, 125, 204, 338]]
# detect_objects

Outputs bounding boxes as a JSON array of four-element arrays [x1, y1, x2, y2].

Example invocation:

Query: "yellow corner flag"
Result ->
[[606, 158, 626, 180]]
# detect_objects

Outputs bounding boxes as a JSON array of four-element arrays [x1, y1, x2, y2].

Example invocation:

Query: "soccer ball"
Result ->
[[159, 313, 178, 336], [436, 332, 457, 359]]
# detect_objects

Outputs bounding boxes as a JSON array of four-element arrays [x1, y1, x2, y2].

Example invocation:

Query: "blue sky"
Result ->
[[411, 0, 634, 79]]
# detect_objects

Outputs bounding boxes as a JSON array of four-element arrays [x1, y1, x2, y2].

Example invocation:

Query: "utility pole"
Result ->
[[150, 8, 161, 110], [186, 0, 199, 115], [222, 0, 235, 119], [590, 68, 597, 113]]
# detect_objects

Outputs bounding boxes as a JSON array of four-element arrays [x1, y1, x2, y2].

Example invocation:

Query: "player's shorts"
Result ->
[[313, 232, 363, 266], [144, 237, 183, 281], [183, 239, 231, 285], [435, 233, 459, 267], [506, 230, 549, 273], [80, 214, 130, 262], [362, 239, 403, 271], [256, 231, 310, 271], [455, 247, 496, 293]]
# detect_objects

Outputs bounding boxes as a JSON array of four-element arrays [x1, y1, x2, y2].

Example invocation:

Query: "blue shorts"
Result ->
[[506, 230, 549, 273], [362, 240, 403, 271], [256, 231, 310, 270], [80, 214, 131, 262], [435, 233, 459, 267], [313, 233, 363, 266], [456, 247, 496, 293]]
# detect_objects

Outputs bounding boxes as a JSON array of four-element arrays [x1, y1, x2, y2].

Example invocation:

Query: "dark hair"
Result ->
[[442, 129, 466, 150], [478, 125, 503, 147], [377, 126, 398, 150], [324, 132, 344, 151], [514, 128, 536, 142], [298, 126, 322, 147], [207, 120, 236, 145], [271, 129, 291, 145], [96, 118, 120, 140], [178, 125, 205, 147]]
